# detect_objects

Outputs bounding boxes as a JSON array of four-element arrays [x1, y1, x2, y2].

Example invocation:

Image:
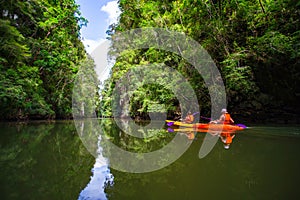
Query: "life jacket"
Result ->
[[189, 115, 194, 123], [223, 113, 232, 124]]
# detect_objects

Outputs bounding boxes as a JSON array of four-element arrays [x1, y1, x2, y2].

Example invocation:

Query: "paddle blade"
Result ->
[[167, 128, 174, 132], [167, 122, 174, 126], [236, 124, 247, 129]]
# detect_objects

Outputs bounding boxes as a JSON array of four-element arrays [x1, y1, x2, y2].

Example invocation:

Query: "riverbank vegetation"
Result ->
[[0, 0, 92, 120], [99, 0, 300, 123], [1, 0, 299, 123]]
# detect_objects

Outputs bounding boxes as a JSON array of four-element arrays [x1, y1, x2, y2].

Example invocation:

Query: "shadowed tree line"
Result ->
[[0, 0, 98, 120], [1, 0, 299, 123], [99, 0, 300, 123]]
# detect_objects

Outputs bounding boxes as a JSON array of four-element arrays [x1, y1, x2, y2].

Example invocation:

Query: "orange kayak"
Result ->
[[166, 120, 246, 131]]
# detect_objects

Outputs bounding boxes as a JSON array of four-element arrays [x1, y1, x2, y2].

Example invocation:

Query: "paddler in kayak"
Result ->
[[210, 108, 234, 124], [183, 111, 194, 124]]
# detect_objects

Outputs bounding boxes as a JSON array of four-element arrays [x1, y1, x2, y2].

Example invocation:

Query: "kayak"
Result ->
[[165, 120, 246, 131], [167, 127, 239, 135]]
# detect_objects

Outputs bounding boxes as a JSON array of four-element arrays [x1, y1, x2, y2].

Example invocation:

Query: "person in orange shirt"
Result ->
[[210, 108, 234, 124]]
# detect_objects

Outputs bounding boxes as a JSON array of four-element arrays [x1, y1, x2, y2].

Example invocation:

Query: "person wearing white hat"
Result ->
[[210, 108, 234, 124]]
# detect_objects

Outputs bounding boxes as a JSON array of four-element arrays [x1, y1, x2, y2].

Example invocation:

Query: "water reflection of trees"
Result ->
[[99, 119, 193, 173], [101, 119, 175, 153], [0, 121, 94, 199], [74, 118, 186, 197]]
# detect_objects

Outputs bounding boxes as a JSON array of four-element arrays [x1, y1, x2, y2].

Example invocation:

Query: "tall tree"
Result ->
[[0, 0, 89, 120]]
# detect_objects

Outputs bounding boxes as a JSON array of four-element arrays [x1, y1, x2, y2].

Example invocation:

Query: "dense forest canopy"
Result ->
[[99, 0, 300, 123], [0, 0, 97, 120], [0, 0, 299, 122]]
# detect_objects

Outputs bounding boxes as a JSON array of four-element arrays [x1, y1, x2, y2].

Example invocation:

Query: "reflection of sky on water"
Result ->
[[78, 136, 114, 200]]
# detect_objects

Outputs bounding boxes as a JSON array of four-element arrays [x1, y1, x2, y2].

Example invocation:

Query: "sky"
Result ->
[[75, 0, 121, 53], [75, 0, 121, 82]]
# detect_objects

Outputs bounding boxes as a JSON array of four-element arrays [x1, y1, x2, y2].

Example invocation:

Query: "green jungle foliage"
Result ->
[[1, 0, 299, 122], [0, 0, 92, 120], [100, 0, 300, 122], [0, 121, 94, 199]]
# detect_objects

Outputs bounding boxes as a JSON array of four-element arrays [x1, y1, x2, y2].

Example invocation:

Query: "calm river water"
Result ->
[[1, 119, 300, 200]]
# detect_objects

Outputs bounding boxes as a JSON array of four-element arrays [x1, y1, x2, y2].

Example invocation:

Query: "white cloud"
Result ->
[[82, 38, 105, 54], [82, 38, 114, 83], [90, 40, 113, 82], [100, 0, 121, 25], [81, 1, 121, 53], [79, 1, 121, 83]]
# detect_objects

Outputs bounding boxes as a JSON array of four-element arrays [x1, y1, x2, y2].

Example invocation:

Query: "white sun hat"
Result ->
[[221, 108, 227, 113]]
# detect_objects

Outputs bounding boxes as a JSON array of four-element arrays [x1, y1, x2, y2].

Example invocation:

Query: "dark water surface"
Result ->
[[1, 120, 300, 200]]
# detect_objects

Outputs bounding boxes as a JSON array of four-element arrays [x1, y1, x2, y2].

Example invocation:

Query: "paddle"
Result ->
[[167, 121, 175, 126], [235, 124, 247, 129], [167, 127, 174, 132], [192, 112, 200, 116], [200, 116, 211, 120]]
